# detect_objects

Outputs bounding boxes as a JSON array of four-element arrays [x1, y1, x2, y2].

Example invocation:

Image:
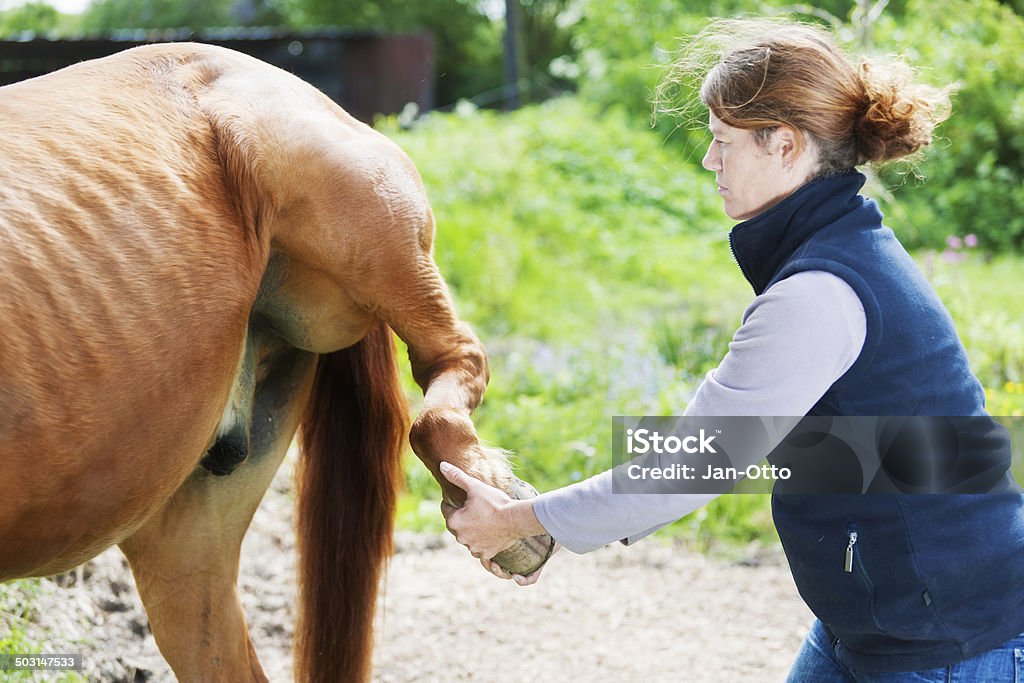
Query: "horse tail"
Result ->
[[295, 320, 408, 683]]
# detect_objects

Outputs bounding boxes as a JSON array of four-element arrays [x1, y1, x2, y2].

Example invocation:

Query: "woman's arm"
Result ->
[[444, 270, 867, 573], [531, 270, 867, 551]]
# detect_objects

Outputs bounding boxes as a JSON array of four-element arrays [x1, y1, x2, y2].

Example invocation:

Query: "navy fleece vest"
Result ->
[[729, 171, 1024, 673]]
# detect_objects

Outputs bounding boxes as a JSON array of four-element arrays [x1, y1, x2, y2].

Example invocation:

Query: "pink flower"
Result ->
[[946, 235, 963, 250], [964, 234, 979, 248]]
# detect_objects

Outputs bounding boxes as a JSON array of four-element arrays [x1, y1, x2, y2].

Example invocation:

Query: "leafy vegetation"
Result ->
[[80, 0, 280, 33], [0, 1, 62, 34], [569, 0, 1024, 252], [0, 581, 86, 682], [871, 0, 1024, 250]]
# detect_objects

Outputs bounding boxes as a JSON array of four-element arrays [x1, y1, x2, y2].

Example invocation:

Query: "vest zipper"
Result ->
[[728, 231, 758, 292], [844, 530, 858, 573]]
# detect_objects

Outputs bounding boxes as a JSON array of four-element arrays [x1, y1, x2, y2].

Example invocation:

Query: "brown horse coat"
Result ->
[[0, 43, 550, 682]]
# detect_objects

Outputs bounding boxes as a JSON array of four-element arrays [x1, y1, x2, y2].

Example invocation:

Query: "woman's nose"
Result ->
[[702, 144, 720, 172]]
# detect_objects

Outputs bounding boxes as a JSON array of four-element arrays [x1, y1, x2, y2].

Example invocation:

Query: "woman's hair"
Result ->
[[656, 18, 954, 176]]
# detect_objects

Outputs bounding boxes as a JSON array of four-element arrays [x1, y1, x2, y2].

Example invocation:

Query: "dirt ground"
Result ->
[[19, 458, 815, 682]]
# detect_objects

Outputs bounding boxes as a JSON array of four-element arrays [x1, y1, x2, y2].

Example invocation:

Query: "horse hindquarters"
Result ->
[[295, 321, 407, 683]]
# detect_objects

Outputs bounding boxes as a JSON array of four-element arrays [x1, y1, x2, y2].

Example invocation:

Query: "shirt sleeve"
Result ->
[[531, 270, 867, 554]]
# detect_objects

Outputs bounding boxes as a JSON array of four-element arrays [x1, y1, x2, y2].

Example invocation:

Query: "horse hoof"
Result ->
[[491, 477, 555, 575], [493, 533, 555, 576]]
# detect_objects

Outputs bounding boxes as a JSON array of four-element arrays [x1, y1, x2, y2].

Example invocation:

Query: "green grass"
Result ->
[[0, 580, 86, 682], [0, 580, 41, 662], [382, 96, 1024, 549], [926, 252, 1024, 410]]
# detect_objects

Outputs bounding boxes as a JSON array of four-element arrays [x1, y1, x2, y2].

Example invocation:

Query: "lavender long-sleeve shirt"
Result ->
[[531, 270, 867, 553]]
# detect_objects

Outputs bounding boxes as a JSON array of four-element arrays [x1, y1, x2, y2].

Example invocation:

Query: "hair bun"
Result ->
[[855, 59, 953, 164]]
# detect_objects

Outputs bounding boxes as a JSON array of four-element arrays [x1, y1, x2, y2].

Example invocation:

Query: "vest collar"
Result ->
[[729, 170, 867, 295]]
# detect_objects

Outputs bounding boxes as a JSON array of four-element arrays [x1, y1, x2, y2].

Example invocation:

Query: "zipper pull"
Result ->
[[845, 531, 858, 573]]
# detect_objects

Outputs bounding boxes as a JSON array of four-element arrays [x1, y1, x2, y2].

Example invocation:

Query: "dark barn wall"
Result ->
[[344, 34, 434, 122], [0, 30, 434, 123]]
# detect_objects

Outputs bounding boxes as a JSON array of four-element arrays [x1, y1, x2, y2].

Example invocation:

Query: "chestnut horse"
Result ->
[[0, 43, 551, 682]]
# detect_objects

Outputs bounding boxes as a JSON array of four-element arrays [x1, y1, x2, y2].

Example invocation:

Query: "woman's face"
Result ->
[[701, 112, 806, 221]]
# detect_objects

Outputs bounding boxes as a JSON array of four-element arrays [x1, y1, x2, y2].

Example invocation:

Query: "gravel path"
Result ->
[[14, 459, 814, 682]]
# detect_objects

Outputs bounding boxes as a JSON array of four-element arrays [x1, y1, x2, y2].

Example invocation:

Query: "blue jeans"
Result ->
[[786, 620, 1024, 682]]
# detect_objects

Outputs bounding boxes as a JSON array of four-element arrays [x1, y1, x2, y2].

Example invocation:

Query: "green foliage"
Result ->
[[562, 0, 1024, 253], [677, 493, 777, 551], [80, 0, 272, 31], [871, 0, 1024, 251], [566, 1, 854, 166], [998, 0, 1024, 14], [0, 580, 41, 646], [0, 1, 59, 35], [569, 1, 705, 125], [510, 0, 578, 102], [924, 252, 1024, 394], [0, 579, 88, 682]]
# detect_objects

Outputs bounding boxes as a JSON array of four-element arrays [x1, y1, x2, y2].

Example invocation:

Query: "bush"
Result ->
[[872, 0, 1024, 251]]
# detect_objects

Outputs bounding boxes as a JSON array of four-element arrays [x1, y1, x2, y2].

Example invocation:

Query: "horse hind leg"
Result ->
[[119, 339, 317, 682]]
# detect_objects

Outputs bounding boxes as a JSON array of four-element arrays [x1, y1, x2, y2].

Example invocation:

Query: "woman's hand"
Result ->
[[439, 461, 555, 585]]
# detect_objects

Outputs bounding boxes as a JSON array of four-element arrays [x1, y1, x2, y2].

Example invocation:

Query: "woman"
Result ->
[[440, 18, 1024, 680]]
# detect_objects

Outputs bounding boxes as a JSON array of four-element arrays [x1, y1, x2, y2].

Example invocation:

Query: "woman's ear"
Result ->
[[773, 125, 802, 166]]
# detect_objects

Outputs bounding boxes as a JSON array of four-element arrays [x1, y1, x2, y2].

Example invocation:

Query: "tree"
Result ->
[[514, 0, 578, 102], [0, 1, 60, 35], [81, 0, 284, 32], [872, 0, 1024, 249]]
